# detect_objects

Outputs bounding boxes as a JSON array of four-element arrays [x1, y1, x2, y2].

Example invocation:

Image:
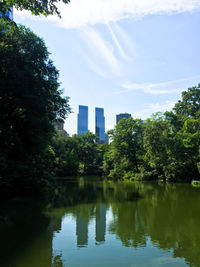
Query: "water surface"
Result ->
[[1, 178, 200, 267]]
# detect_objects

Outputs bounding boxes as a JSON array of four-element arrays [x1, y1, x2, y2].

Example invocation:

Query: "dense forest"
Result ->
[[0, 2, 200, 198], [51, 85, 200, 183], [0, 22, 71, 197], [104, 86, 200, 182]]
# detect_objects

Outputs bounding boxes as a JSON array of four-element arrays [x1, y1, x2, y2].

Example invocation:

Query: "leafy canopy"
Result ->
[[0, 23, 71, 181], [0, 0, 70, 17], [173, 84, 200, 119]]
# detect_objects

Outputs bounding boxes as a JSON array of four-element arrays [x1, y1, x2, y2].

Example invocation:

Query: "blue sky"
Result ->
[[14, 0, 200, 135]]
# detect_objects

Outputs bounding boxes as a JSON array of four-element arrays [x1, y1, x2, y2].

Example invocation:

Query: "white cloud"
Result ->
[[119, 76, 200, 95], [134, 100, 175, 119], [146, 100, 175, 113], [107, 24, 130, 61], [111, 23, 140, 58], [16, 0, 200, 29], [80, 27, 122, 76]]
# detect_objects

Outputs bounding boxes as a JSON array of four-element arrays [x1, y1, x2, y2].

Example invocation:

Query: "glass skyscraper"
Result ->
[[95, 107, 105, 143], [116, 113, 131, 124], [77, 105, 88, 135]]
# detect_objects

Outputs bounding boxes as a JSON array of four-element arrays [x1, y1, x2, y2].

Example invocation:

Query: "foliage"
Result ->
[[104, 118, 144, 179], [51, 131, 108, 177], [0, 24, 71, 194], [103, 85, 200, 182], [74, 131, 99, 175], [191, 180, 200, 187], [0, 0, 70, 18], [173, 85, 200, 119], [51, 132, 79, 176]]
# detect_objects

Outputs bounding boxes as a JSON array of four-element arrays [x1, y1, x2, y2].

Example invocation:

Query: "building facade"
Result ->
[[55, 120, 69, 138], [116, 113, 131, 124], [77, 105, 88, 135], [95, 107, 105, 143]]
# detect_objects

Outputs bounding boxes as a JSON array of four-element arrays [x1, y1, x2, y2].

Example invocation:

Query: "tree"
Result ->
[[51, 131, 107, 177], [0, 24, 71, 190], [173, 85, 200, 119], [143, 118, 179, 180], [0, 0, 70, 18], [51, 133, 79, 176], [74, 131, 100, 175], [104, 118, 144, 179], [143, 109, 200, 181]]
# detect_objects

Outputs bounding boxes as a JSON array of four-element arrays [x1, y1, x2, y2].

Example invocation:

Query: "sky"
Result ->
[[14, 0, 200, 135]]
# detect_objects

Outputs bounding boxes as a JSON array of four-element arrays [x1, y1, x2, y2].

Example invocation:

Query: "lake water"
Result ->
[[1, 178, 200, 267]]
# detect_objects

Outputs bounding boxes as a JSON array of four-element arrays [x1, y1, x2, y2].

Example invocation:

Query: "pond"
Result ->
[[1, 177, 200, 267]]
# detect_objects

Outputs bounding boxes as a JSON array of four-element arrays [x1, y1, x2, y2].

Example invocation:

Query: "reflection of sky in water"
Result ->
[[52, 205, 188, 267], [3, 181, 198, 267]]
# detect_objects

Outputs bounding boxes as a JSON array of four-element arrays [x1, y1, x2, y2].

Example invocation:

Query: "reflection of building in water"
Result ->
[[96, 204, 107, 244], [76, 214, 88, 247], [75, 204, 107, 247]]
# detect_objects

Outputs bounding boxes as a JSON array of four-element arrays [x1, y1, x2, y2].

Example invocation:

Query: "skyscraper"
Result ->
[[77, 105, 88, 135], [116, 113, 131, 124], [95, 107, 105, 143]]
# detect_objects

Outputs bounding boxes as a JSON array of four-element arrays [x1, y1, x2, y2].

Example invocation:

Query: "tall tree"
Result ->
[[74, 131, 100, 175], [173, 85, 200, 119], [104, 118, 144, 179], [0, 24, 71, 189]]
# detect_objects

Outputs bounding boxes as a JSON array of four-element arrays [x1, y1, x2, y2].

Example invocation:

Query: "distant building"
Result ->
[[95, 107, 105, 143], [55, 120, 69, 138], [116, 113, 131, 124], [77, 105, 88, 135]]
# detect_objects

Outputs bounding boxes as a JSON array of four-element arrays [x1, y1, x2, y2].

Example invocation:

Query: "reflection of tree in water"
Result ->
[[109, 182, 200, 267], [0, 199, 52, 267], [50, 179, 200, 267], [148, 184, 200, 267], [2, 179, 200, 267], [0, 179, 140, 267], [52, 254, 63, 267], [109, 201, 147, 248]]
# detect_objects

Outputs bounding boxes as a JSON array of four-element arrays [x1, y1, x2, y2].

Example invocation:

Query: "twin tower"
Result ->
[[77, 105, 106, 143]]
